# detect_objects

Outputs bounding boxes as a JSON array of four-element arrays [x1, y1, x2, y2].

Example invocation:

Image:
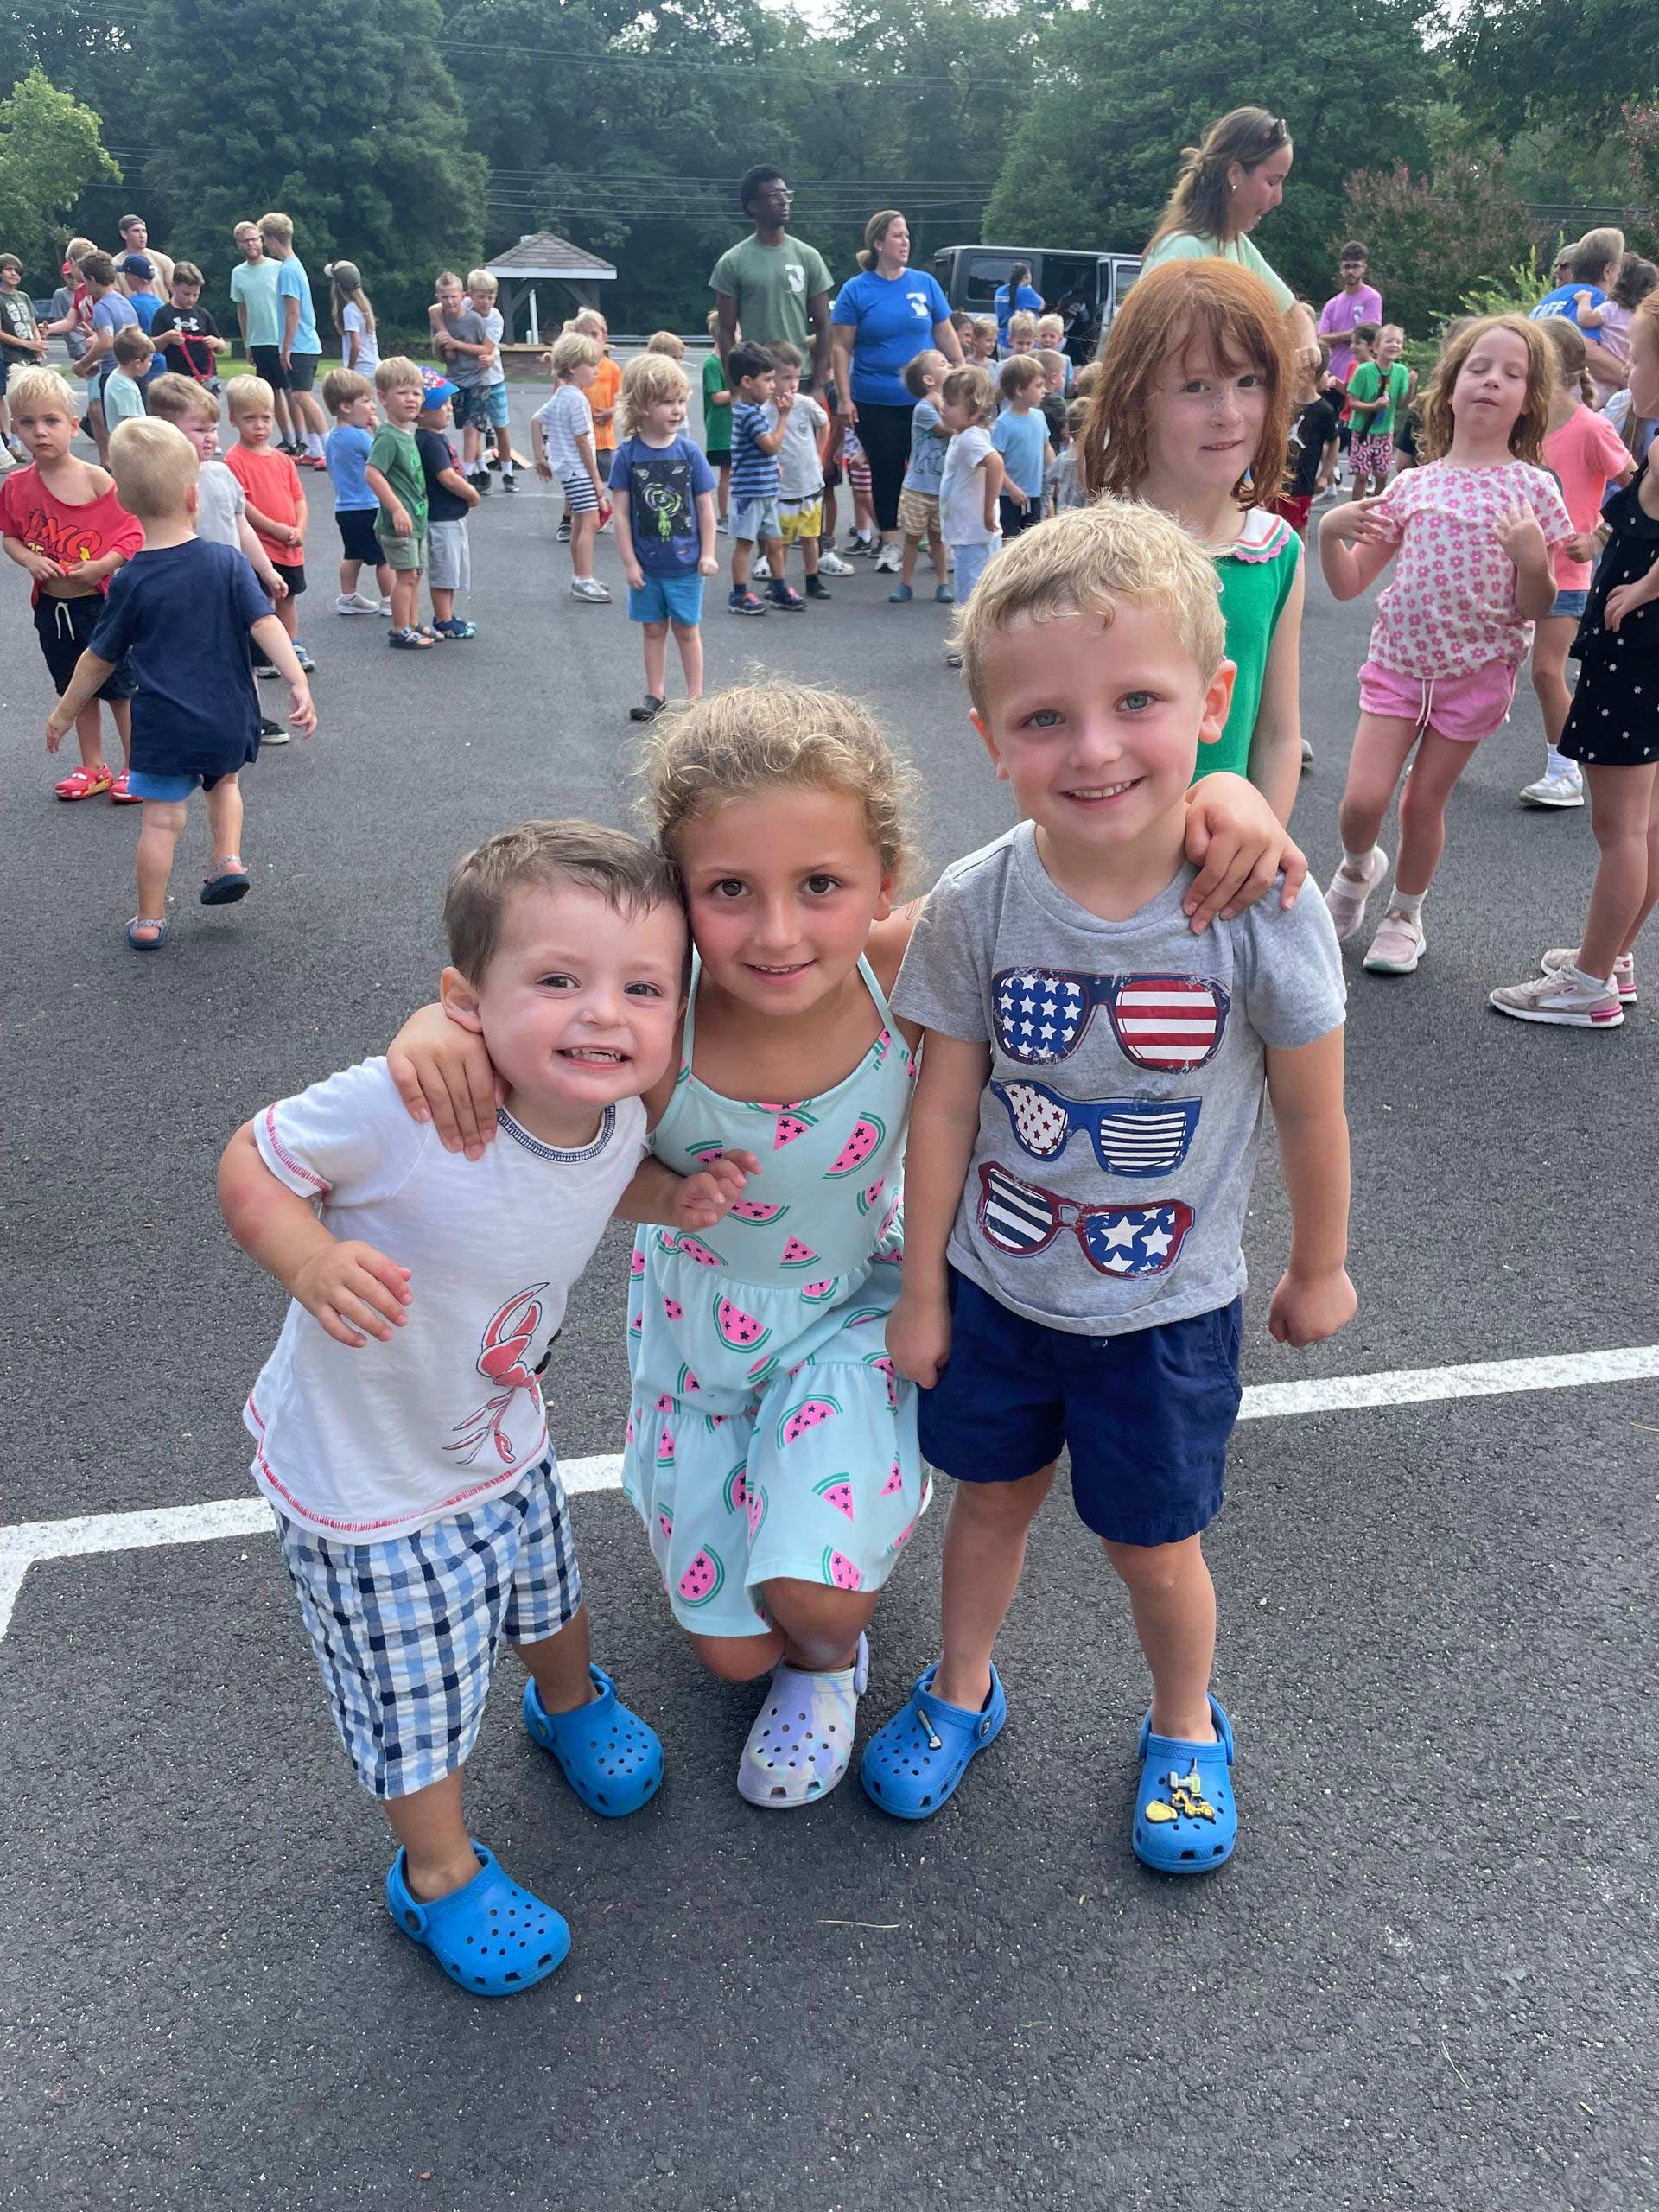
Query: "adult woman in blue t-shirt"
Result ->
[[830, 210, 963, 572], [994, 262, 1044, 349]]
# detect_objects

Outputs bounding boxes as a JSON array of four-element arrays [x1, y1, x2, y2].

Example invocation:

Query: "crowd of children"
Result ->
[[3, 208, 1656, 1996]]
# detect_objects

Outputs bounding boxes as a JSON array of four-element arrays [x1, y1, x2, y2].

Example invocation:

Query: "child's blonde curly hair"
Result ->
[[638, 680, 919, 887], [617, 352, 690, 436]]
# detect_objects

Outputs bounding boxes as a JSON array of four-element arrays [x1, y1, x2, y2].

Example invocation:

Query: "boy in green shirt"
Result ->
[[365, 357, 432, 650], [1344, 323, 1408, 499]]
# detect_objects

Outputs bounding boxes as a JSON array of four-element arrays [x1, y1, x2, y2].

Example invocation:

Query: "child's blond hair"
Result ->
[[616, 352, 690, 436], [146, 372, 218, 425], [375, 355, 424, 397], [1007, 310, 1038, 346], [226, 374, 276, 418], [1037, 347, 1066, 380], [941, 362, 997, 428], [435, 268, 464, 292], [1036, 315, 1065, 346], [957, 499, 1224, 718], [971, 316, 998, 348], [258, 211, 295, 249], [1073, 360, 1102, 398], [639, 681, 919, 887], [7, 364, 79, 416], [465, 268, 498, 298], [549, 331, 601, 379], [112, 325, 154, 368], [646, 329, 686, 359], [323, 366, 373, 415], [109, 416, 198, 520], [171, 261, 204, 291], [1537, 313, 1596, 406], [901, 349, 945, 400], [571, 308, 608, 341], [1419, 313, 1552, 467], [999, 354, 1044, 400], [64, 236, 98, 265]]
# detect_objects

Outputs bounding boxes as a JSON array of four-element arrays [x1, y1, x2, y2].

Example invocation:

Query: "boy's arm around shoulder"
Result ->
[[886, 1031, 988, 1389]]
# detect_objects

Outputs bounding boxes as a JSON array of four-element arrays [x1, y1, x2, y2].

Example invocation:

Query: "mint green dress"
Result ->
[[1202, 506, 1301, 782]]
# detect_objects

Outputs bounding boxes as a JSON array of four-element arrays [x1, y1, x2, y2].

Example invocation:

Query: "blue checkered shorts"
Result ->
[[277, 1457, 582, 1799]]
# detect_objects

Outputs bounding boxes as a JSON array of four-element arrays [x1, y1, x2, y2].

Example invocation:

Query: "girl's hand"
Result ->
[[1565, 530, 1599, 564], [887, 1289, 951, 1390], [387, 1003, 505, 1157], [1268, 1264, 1357, 1349], [1494, 503, 1547, 571], [1182, 777, 1307, 928], [1604, 580, 1653, 632], [1322, 497, 1389, 544], [291, 1239, 413, 1348], [671, 1150, 761, 1232]]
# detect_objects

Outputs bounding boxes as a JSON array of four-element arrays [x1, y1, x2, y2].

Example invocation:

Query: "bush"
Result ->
[[1342, 150, 1546, 341]]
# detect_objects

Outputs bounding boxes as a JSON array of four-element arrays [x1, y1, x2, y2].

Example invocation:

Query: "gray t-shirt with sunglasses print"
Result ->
[[895, 822, 1345, 1338]]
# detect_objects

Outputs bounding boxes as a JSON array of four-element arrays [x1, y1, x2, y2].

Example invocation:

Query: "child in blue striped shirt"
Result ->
[[724, 343, 798, 616]]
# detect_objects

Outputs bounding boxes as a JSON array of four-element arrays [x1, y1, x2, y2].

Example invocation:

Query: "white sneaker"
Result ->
[[1490, 967, 1623, 1027], [1363, 910, 1427, 975], [817, 550, 855, 576], [1300, 736, 1313, 769], [1541, 945, 1637, 1002], [378, 596, 392, 617], [874, 541, 901, 573], [1519, 764, 1585, 808], [334, 593, 375, 616], [1323, 846, 1389, 941], [750, 555, 771, 581], [570, 576, 611, 603], [846, 531, 875, 556]]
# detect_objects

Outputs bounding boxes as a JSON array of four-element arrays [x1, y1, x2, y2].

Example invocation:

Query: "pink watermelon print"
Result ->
[[677, 1548, 725, 1606], [715, 1294, 770, 1351], [881, 1458, 903, 1496], [731, 1198, 789, 1224], [800, 1278, 838, 1305], [856, 1177, 887, 1216], [778, 1395, 841, 1449], [747, 1482, 767, 1543], [747, 1352, 779, 1389], [891, 1517, 917, 1552], [656, 1393, 673, 1412], [722, 1462, 751, 1516], [657, 1506, 673, 1541], [871, 1028, 892, 1066], [630, 1248, 646, 1278], [779, 1236, 820, 1270], [822, 1547, 863, 1590], [625, 1414, 636, 1446], [702, 1411, 728, 1433], [865, 1353, 898, 1408], [825, 1115, 885, 1179], [629, 1312, 643, 1335], [663, 1296, 683, 1322], [814, 1475, 855, 1522], [842, 1305, 887, 1330], [677, 1236, 723, 1268], [677, 1362, 702, 1395], [756, 1103, 817, 1149]]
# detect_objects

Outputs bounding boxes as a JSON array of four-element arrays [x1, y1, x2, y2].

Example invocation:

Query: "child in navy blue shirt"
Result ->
[[609, 353, 717, 721], [991, 356, 1052, 539], [724, 342, 794, 616], [46, 418, 315, 950]]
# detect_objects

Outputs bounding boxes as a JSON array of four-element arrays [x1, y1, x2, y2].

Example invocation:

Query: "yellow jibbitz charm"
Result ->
[[1144, 1759, 1217, 1825]]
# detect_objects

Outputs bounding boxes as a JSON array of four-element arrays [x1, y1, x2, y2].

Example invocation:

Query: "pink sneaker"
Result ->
[[1490, 969, 1624, 1027], [1541, 945, 1637, 1004], [1362, 910, 1426, 975], [1323, 846, 1389, 941]]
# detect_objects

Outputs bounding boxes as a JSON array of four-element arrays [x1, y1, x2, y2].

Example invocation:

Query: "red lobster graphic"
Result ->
[[447, 1281, 550, 1464]]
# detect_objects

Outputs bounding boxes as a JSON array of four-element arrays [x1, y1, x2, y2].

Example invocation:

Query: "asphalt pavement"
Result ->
[[2, 382, 1655, 2212]]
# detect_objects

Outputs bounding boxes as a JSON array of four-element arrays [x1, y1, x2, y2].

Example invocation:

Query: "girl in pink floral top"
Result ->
[[1318, 315, 1572, 976]]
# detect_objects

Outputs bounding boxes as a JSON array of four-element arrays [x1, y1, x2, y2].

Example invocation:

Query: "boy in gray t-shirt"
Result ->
[[429, 270, 494, 486], [861, 501, 1354, 1876]]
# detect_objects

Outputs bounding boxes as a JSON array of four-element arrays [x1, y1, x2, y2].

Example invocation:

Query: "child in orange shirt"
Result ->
[[224, 376, 314, 672], [573, 310, 621, 530]]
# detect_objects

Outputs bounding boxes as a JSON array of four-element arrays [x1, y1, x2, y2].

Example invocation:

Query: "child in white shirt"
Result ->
[[937, 362, 1005, 665], [763, 342, 831, 600]]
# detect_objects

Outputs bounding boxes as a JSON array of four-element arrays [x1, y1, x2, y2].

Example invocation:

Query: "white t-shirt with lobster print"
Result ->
[[244, 1057, 645, 1541]]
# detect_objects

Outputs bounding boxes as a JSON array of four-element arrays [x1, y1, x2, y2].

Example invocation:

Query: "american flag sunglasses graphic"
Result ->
[[989, 1081, 1200, 1176], [990, 969, 1230, 1071], [976, 1164, 1194, 1281]]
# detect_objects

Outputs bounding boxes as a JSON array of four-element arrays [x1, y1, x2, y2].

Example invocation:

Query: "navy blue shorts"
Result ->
[[918, 1268, 1242, 1547]]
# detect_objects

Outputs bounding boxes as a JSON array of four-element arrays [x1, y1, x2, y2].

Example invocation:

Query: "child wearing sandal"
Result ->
[[219, 821, 754, 1997], [387, 684, 1306, 1813], [44, 419, 314, 950], [864, 502, 1353, 1872]]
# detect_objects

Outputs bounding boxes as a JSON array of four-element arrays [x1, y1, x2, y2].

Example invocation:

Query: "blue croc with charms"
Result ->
[[523, 1663, 664, 1816], [1133, 1693, 1236, 1872], [860, 1662, 1006, 1819], [385, 1842, 569, 1996]]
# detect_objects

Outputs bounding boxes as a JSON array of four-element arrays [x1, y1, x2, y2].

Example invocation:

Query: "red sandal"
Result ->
[[54, 764, 113, 801], [108, 770, 143, 804]]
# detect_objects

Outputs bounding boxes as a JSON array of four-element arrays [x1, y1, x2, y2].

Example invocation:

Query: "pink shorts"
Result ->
[[1357, 658, 1516, 744]]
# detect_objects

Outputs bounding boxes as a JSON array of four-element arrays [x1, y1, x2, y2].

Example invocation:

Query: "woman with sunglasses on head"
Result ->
[[1141, 108, 1321, 375]]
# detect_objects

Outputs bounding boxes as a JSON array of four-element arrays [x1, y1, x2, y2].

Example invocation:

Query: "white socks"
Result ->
[[1389, 890, 1425, 925], [1546, 746, 1573, 778], [1339, 844, 1377, 878], [306, 431, 325, 461]]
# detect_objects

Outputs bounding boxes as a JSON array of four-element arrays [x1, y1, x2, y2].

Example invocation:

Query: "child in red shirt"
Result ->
[[225, 375, 314, 671], [0, 365, 143, 799]]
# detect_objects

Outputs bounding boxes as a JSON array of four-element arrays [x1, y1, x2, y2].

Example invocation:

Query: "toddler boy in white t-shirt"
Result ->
[[219, 820, 750, 1996]]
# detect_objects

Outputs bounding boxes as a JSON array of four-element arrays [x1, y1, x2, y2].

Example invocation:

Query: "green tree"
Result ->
[[137, 0, 485, 333], [1339, 151, 1544, 334], [0, 67, 120, 284], [0, 3, 149, 137], [1452, 0, 1659, 140], [983, 0, 1435, 301]]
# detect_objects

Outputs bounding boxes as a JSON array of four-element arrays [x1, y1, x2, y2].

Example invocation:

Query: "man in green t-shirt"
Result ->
[[709, 166, 832, 391]]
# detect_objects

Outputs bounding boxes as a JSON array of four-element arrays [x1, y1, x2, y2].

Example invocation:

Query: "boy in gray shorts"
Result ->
[[416, 371, 480, 640]]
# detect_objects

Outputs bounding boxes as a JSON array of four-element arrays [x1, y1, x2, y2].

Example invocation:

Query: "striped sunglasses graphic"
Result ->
[[989, 1082, 1200, 1176], [976, 1164, 1194, 1280], [991, 969, 1229, 1071]]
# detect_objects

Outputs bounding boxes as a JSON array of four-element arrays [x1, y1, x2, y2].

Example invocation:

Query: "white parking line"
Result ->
[[2, 1351, 1655, 1639]]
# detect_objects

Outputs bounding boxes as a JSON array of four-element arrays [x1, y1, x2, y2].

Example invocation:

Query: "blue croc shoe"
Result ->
[[1132, 1694, 1237, 1873], [860, 1662, 1006, 1820], [386, 1842, 569, 1997], [523, 1664, 664, 1816]]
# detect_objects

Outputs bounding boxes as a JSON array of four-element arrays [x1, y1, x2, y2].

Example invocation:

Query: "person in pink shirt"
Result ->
[[1318, 315, 1571, 980], [1319, 245, 1382, 480], [1520, 318, 1635, 810]]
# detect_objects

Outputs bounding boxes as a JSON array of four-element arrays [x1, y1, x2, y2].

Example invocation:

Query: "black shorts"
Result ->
[[274, 560, 306, 597], [250, 343, 289, 391], [285, 352, 320, 396], [449, 385, 487, 430], [999, 493, 1040, 538], [336, 509, 384, 566], [34, 594, 136, 699]]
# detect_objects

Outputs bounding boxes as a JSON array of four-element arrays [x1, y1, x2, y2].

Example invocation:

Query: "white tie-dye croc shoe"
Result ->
[[737, 1634, 869, 1808]]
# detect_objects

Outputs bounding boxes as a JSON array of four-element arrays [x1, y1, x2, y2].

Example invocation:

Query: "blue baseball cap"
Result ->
[[420, 367, 458, 407]]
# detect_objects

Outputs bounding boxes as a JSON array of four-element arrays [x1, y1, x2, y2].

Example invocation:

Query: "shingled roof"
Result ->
[[484, 232, 617, 280]]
